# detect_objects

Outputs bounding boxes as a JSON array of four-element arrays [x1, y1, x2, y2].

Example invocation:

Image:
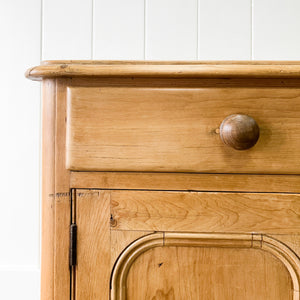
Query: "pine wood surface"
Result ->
[[71, 190, 300, 300], [111, 232, 300, 300], [41, 79, 55, 300], [26, 61, 300, 81], [110, 230, 152, 270], [271, 235, 300, 258], [41, 79, 71, 300], [53, 79, 71, 299], [69, 76, 300, 88], [66, 86, 300, 174], [126, 246, 292, 299], [110, 190, 300, 233], [75, 190, 111, 300], [27, 62, 300, 300], [70, 172, 300, 193]]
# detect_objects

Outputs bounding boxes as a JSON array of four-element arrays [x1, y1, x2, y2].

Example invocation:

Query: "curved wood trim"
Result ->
[[111, 232, 164, 300], [261, 235, 300, 293], [110, 232, 300, 300], [26, 61, 300, 81]]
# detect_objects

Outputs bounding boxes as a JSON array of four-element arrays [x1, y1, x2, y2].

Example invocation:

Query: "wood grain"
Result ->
[[26, 61, 300, 81], [111, 232, 298, 299], [111, 191, 300, 233], [66, 86, 300, 174], [70, 172, 300, 193], [68, 76, 300, 88], [270, 235, 300, 259], [53, 79, 71, 300], [126, 247, 292, 300], [76, 190, 111, 300], [29, 62, 300, 300], [41, 79, 71, 300], [110, 230, 153, 270], [41, 79, 55, 300]]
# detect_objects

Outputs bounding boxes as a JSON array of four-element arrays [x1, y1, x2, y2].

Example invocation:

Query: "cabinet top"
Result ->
[[26, 60, 300, 81]]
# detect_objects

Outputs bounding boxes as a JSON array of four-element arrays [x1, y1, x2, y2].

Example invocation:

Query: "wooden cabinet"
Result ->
[[26, 61, 300, 300]]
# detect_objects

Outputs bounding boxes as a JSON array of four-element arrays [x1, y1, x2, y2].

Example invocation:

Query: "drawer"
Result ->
[[66, 86, 300, 174]]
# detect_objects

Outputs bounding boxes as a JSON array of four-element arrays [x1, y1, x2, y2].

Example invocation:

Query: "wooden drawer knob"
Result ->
[[220, 114, 260, 150]]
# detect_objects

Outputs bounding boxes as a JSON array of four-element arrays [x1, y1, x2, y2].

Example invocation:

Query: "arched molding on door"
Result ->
[[110, 232, 300, 300]]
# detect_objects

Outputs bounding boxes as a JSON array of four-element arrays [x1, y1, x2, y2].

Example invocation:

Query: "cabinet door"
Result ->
[[74, 189, 300, 300]]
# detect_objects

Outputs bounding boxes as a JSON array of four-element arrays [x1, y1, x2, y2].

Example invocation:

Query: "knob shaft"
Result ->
[[220, 114, 260, 150]]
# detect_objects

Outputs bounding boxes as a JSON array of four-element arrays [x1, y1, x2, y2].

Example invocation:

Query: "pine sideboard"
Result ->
[[26, 61, 300, 300]]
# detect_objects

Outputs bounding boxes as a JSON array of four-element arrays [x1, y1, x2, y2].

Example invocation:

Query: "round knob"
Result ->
[[220, 114, 260, 150]]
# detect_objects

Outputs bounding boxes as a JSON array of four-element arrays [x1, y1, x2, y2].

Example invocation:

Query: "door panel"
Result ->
[[75, 189, 300, 300], [126, 247, 292, 300]]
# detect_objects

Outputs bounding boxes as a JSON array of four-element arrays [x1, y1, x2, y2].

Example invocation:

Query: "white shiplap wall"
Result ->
[[0, 1, 41, 299], [2, 0, 300, 299]]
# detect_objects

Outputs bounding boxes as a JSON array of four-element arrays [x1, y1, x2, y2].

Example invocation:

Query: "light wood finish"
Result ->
[[40, 79, 71, 300], [110, 230, 152, 270], [53, 79, 71, 299], [111, 190, 300, 233], [111, 232, 299, 299], [75, 190, 111, 300], [41, 79, 55, 300], [127, 247, 292, 299], [66, 86, 300, 174], [27, 62, 300, 299], [68, 76, 300, 88], [71, 190, 300, 300], [70, 171, 300, 193], [271, 235, 300, 259], [26, 61, 300, 81]]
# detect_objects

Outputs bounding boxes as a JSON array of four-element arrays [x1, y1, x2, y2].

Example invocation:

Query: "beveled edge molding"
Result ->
[[26, 61, 300, 81], [110, 232, 300, 300]]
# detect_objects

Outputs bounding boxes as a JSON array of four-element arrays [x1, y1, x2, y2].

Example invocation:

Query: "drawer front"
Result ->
[[66, 86, 300, 174]]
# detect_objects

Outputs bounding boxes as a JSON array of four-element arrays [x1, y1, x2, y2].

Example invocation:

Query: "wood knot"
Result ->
[[110, 214, 117, 227]]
